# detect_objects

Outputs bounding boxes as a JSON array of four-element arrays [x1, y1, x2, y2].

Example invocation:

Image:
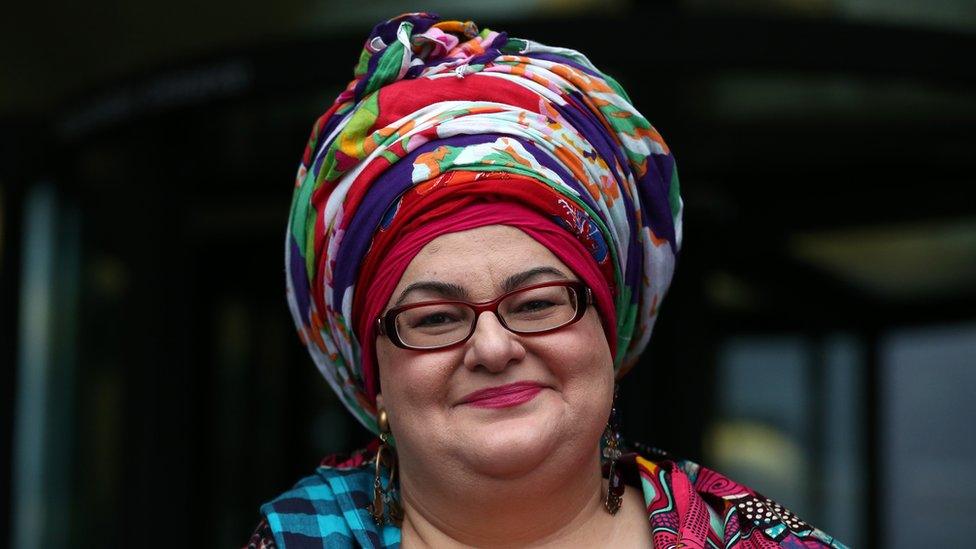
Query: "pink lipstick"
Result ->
[[458, 382, 546, 409]]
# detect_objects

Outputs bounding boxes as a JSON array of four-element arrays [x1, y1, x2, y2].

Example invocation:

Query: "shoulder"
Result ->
[[631, 446, 850, 549], [251, 452, 397, 549]]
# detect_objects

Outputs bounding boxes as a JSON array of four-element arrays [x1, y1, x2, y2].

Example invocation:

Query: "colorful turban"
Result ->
[[285, 12, 683, 433]]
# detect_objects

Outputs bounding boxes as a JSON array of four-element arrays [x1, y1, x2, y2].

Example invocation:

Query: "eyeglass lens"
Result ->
[[393, 284, 580, 349]]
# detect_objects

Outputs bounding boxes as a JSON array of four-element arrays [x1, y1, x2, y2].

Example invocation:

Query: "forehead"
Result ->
[[396, 225, 569, 292]]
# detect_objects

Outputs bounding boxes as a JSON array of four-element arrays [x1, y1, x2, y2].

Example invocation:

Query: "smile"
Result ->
[[458, 381, 546, 409]]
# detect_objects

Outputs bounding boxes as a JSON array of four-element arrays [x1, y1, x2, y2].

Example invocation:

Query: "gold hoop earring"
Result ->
[[368, 408, 403, 526]]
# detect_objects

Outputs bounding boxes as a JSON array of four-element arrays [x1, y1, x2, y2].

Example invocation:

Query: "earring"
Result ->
[[603, 384, 624, 515], [368, 408, 404, 526]]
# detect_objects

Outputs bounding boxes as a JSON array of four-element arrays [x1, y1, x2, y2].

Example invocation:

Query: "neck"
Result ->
[[397, 447, 613, 548]]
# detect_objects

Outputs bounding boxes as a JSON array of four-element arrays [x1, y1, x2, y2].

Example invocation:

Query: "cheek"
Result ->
[[539, 313, 614, 400], [563, 315, 613, 373], [574, 317, 614, 394], [376, 341, 458, 419]]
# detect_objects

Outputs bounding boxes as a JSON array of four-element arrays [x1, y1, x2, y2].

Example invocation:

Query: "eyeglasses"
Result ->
[[376, 281, 591, 350]]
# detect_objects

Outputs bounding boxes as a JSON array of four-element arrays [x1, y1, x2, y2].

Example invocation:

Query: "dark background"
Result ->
[[3, 1, 975, 547]]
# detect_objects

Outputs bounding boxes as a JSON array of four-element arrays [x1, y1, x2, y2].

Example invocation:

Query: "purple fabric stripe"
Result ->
[[405, 64, 425, 79], [467, 48, 503, 67], [561, 89, 633, 184], [310, 112, 349, 178], [640, 153, 677, 256], [312, 150, 326, 182], [486, 31, 510, 51]]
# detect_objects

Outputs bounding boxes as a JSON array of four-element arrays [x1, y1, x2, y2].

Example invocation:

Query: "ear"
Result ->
[[375, 393, 385, 412]]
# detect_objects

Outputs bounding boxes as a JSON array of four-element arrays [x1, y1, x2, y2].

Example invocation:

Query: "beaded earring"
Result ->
[[603, 384, 624, 515]]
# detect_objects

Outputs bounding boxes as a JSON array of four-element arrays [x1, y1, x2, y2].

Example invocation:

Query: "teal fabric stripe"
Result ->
[[325, 467, 381, 548], [265, 510, 286, 548], [381, 524, 402, 547]]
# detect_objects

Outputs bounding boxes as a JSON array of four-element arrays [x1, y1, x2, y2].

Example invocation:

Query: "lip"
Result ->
[[457, 381, 547, 409]]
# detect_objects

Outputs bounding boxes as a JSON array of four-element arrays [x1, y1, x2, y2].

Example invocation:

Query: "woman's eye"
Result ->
[[516, 300, 556, 312], [415, 312, 458, 327]]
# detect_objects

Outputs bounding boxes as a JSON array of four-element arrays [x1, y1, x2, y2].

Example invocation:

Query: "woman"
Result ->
[[247, 12, 848, 548]]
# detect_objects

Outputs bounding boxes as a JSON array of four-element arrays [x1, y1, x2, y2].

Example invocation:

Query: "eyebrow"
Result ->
[[393, 266, 570, 307], [501, 266, 569, 293], [394, 281, 469, 307]]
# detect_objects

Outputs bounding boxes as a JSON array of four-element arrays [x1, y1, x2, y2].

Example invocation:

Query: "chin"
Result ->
[[453, 403, 563, 480]]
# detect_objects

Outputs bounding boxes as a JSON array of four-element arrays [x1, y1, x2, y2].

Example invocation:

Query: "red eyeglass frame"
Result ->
[[375, 280, 592, 350]]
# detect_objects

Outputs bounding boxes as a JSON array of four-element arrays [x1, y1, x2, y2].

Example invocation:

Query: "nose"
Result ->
[[462, 311, 526, 373]]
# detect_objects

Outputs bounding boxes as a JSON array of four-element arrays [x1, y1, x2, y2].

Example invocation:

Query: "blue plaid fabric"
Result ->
[[261, 464, 401, 548]]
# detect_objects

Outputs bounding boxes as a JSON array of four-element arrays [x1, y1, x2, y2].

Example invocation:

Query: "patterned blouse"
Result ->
[[245, 445, 848, 548]]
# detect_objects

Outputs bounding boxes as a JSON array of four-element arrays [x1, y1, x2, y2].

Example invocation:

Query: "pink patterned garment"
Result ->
[[635, 450, 848, 548]]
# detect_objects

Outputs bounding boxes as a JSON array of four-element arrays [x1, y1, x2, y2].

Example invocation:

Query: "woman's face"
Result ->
[[375, 225, 614, 481]]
